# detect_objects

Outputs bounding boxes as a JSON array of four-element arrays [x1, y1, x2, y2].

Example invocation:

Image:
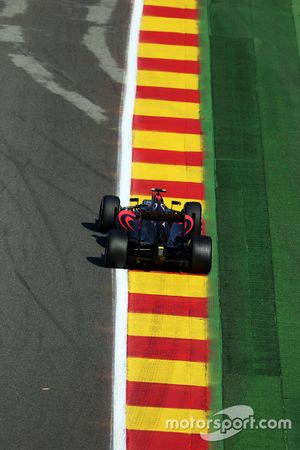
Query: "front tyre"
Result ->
[[190, 235, 212, 274], [106, 229, 128, 268], [97, 195, 120, 233], [184, 202, 202, 236]]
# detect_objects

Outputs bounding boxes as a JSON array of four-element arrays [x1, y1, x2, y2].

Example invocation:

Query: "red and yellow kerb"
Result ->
[[126, 1, 209, 448]]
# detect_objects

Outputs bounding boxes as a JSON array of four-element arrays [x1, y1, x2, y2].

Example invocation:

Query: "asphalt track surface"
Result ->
[[0, 1, 130, 449]]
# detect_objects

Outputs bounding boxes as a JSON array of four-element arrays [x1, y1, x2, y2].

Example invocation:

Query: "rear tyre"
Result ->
[[184, 202, 202, 236], [190, 236, 212, 274], [106, 230, 128, 268], [97, 195, 120, 233]]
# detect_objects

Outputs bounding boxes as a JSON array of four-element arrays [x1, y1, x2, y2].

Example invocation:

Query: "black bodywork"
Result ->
[[97, 188, 212, 274]]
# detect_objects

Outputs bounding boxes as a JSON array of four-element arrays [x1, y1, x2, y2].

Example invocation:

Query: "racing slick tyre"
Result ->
[[190, 236, 212, 274], [184, 202, 202, 236], [97, 195, 120, 233], [105, 229, 128, 268]]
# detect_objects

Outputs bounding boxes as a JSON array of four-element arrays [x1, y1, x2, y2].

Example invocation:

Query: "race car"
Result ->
[[96, 188, 212, 274]]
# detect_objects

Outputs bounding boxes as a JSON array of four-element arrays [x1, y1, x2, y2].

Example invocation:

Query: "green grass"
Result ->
[[199, 2, 223, 449], [208, 0, 300, 448]]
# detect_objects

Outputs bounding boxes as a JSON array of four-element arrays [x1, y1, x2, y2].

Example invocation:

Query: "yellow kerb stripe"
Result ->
[[132, 195, 206, 212], [128, 271, 207, 297], [137, 70, 199, 90], [127, 406, 208, 433], [133, 130, 203, 152], [134, 98, 200, 119], [127, 357, 207, 386], [128, 312, 207, 340], [138, 43, 199, 61], [132, 162, 203, 183], [141, 16, 198, 35], [144, 0, 198, 8]]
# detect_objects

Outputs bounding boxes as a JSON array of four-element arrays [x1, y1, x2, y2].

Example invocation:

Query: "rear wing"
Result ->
[[139, 211, 184, 222]]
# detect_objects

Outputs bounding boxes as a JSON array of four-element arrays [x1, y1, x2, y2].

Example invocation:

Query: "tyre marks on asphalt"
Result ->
[[125, 1, 210, 448]]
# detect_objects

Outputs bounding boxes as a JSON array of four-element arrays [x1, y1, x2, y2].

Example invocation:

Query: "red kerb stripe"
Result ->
[[136, 86, 200, 103], [128, 293, 208, 317], [143, 5, 198, 19], [138, 57, 199, 74], [133, 115, 202, 134], [131, 179, 204, 200], [139, 30, 198, 46], [127, 430, 209, 450], [127, 381, 210, 409], [127, 336, 208, 362]]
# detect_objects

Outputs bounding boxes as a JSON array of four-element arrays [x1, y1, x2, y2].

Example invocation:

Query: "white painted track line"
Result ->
[[0, 0, 28, 18], [10, 54, 107, 124], [83, 0, 123, 84]]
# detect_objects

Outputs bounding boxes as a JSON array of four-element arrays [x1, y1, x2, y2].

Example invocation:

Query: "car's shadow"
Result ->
[[82, 221, 98, 232], [86, 256, 106, 267], [83, 221, 107, 267], [93, 234, 107, 248]]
